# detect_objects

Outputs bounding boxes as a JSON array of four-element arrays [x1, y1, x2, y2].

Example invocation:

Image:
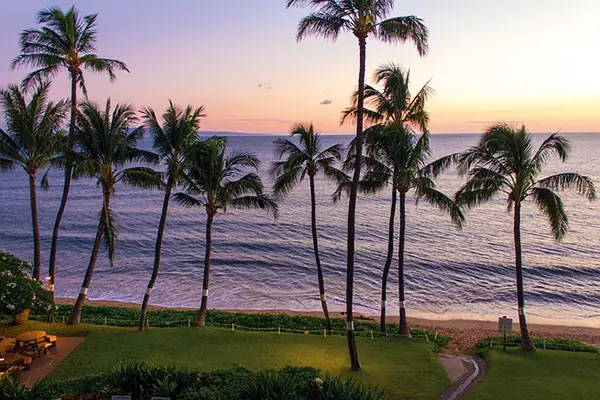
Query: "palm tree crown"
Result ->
[[11, 6, 129, 91], [175, 138, 278, 218], [0, 82, 67, 178], [271, 123, 345, 196], [287, 0, 429, 49], [74, 100, 161, 264], [456, 124, 596, 239]]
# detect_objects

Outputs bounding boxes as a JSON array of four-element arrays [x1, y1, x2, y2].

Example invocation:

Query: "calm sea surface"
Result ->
[[1, 133, 599, 326]]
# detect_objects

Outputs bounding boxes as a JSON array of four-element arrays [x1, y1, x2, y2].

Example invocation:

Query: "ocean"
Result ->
[[1, 133, 599, 327]]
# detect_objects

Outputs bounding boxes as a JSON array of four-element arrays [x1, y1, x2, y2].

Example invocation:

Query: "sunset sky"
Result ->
[[1, 0, 598, 134]]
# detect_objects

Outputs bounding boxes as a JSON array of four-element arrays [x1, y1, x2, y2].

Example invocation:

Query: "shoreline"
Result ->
[[56, 297, 600, 351]]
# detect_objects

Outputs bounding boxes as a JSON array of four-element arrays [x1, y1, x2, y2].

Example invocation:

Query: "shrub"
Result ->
[[0, 251, 53, 320], [476, 334, 599, 353], [0, 375, 54, 400]]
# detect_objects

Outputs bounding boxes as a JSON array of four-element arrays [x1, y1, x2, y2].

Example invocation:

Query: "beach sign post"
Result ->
[[498, 316, 513, 351]]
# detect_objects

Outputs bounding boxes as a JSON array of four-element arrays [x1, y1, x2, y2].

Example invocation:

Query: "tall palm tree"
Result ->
[[67, 100, 160, 325], [287, 0, 429, 370], [341, 63, 432, 334], [455, 124, 596, 351], [12, 5, 129, 297], [270, 123, 346, 331], [0, 82, 68, 280], [137, 102, 206, 332], [174, 137, 278, 327]]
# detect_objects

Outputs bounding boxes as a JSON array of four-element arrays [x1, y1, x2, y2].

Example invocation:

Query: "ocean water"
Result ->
[[1, 133, 599, 327]]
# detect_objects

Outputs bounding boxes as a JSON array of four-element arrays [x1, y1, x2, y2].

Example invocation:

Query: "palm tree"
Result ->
[[12, 5, 129, 297], [0, 82, 68, 280], [455, 124, 596, 351], [67, 100, 160, 325], [174, 137, 278, 327], [271, 123, 346, 332], [137, 102, 206, 332], [287, 0, 429, 370], [341, 63, 433, 334]]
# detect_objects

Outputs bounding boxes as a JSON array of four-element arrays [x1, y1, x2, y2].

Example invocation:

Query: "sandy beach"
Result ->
[[56, 298, 600, 351]]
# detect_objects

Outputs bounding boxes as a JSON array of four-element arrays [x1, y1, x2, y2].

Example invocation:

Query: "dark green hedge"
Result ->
[[476, 334, 599, 353]]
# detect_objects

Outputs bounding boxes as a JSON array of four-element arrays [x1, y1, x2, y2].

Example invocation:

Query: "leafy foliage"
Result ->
[[0, 251, 52, 318], [476, 334, 599, 353]]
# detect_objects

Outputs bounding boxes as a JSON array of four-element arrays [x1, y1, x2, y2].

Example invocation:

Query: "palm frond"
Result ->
[[535, 173, 596, 201], [296, 12, 348, 41], [530, 187, 568, 240], [119, 167, 164, 190], [172, 192, 203, 208], [416, 184, 464, 228], [420, 153, 460, 178], [99, 202, 118, 267], [228, 195, 279, 218], [531, 133, 570, 172], [376, 16, 429, 56]]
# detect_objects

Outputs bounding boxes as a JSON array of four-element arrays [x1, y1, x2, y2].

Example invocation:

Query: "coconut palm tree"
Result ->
[[287, 0, 429, 370], [270, 123, 346, 331], [67, 100, 160, 325], [174, 137, 278, 327], [455, 124, 596, 351], [341, 63, 433, 334], [0, 82, 68, 280], [12, 5, 129, 296], [137, 102, 206, 332]]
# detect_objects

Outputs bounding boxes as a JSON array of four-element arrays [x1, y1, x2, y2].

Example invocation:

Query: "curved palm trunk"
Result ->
[[68, 187, 109, 325], [380, 184, 397, 334], [309, 175, 331, 331], [48, 74, 78, 300], [28, 172, 41, 280], [139, 179, 173, 332], [514, 203, 534, 351], [346, 36, 367, 372], [398, 192, 411, 337], [196, 213, 213, 327]]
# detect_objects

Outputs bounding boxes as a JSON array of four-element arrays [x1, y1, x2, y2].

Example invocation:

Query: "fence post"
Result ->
[[278, 327, 281, 335], [188, 318, 191, 328], [490, 339, 493, 348], [62, 315, 65, 323], [370, 329, 374, 340], [434, 332, 438, 352], [425, 333, 429, 343], [323, 329, 326, 338], [104, 317, 107, 326], [147, 318, 149, 328], [231, 323, 235, 332]]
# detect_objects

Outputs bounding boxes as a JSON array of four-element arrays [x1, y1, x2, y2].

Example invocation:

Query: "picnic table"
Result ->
[[0, 352, 31, 376], [14, 330, 56, 358]]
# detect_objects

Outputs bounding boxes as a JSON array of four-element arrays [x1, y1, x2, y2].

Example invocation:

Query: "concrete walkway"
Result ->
[[438, 354, 486, 400], [20, 337, 84, 385]]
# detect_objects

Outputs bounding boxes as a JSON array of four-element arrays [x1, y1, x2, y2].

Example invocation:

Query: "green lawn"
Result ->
[[468, 348, 600, 400], [40, 325, 448, 399]]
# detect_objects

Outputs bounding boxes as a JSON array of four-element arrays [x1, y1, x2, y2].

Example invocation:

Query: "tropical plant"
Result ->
[[455, 124, 596, 351], [0, 251, 53, 324], [287, 0, 429, 370], [0, 82, 68, 279], [341, 63, 433, 334], [67, 100, 160, 325], [271, 124, 346, 331], [12, 5, 129, 296], [137, 102, 205, 332], [174, 137, 278, 327]]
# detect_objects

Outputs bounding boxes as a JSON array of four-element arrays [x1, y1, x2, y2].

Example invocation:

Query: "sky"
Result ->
[[0, 0, 599, 134]]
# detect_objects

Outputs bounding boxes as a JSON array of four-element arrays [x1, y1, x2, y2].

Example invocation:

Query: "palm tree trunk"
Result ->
[[346, 35, 367, 372], [514, 203, 534, 351], [309, 175, 331, 331], [398, 192, 411, 337], [28, 172, 41, 281], [68, 187, 109, 325], [139, 179, 173, 332], [196, 213, 213, 327], [48, 73, 78, 302], [380, 184, 397, 334]]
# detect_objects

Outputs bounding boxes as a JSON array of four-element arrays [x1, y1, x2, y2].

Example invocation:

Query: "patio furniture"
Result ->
[[15, 331, 53, 358], [0, 338, 16, 354], [0, 352, 32, 376]]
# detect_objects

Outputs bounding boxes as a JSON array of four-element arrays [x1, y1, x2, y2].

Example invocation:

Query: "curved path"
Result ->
[[438, 354, 486, 400]]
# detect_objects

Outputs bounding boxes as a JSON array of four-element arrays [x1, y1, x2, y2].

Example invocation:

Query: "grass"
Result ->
[[36, 325, 448, 399], [468, 348, 600, 400]]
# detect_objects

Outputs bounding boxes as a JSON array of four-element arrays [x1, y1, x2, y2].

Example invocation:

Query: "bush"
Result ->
[[0, 251, 53, 320], [45, 304, 449, 347], [476, 334, 599, 353], [38, 362, 386, 399]]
